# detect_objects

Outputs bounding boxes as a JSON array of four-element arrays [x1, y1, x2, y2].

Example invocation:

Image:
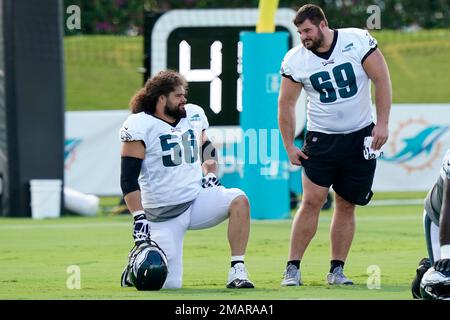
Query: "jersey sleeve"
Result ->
[[198, 106, 209, 130], [355, 29, 378, 64], [119, 114, 148, 146], [280, 49, 302, 83], [186, 104, 209, 130]]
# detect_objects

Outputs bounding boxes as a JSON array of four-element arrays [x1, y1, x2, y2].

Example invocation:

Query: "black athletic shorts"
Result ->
[[300, 123, 376, 206]]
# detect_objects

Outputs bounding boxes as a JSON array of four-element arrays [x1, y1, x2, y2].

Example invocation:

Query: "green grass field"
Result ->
[[5, 29, 443, 301], [0, 202, 427, 300], [64, 29, 450, 111]]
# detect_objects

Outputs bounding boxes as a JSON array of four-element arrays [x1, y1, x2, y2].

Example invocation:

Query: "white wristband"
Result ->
[[132, 210, 145, 218], [441, 244, 450, 260]]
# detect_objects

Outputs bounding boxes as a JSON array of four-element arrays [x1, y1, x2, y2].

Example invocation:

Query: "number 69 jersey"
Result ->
[[119, 104, 208, 208], [281, 28, 378, 134]]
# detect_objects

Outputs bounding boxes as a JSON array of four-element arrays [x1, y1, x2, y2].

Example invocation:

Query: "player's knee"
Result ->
[[231, 194, 249, 210], [300, 197, 324, 213], [229, 195, 250, 218], [335, 194, 356, 213]]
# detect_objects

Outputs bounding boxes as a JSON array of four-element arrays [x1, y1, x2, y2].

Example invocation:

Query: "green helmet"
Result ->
[[128, 241, 168, 291]]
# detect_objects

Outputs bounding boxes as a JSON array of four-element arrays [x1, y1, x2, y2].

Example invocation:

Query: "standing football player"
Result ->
[[411, 149, 450, 299], [278, 4, 392, 286], [119, 70, 254, 289]]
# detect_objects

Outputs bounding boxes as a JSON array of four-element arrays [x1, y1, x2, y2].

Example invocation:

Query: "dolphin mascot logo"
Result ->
[[384, 125, 449, 163]]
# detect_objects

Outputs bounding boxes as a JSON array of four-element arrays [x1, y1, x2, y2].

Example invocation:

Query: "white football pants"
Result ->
[[149, 186, 246, 289]]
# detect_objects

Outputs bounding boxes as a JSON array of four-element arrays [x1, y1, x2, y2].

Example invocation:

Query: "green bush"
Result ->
[[64, 0, 449, 36]]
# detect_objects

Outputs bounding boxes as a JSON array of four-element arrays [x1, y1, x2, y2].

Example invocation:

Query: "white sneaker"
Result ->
[[281, 264, 302, 286], [226, 263, 254, 289], [326, 266, 354, 285]]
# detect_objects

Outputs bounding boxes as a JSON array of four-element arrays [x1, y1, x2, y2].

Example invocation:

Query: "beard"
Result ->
[[164, 100, 187, 120], [302, 29, 324, 51]]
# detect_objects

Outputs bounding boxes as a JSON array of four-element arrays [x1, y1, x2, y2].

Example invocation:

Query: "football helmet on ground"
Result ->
[[420, 266, 450, 300], [411, 257, 432, 299], [121, 240, 168, 291]]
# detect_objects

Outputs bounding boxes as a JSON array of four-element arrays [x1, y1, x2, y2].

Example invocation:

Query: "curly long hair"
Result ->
[[129, 70, 188, 114]]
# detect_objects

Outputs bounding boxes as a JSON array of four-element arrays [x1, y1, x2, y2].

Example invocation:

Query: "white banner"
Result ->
[[65, 110, 129, 195], [65, 104, 450, 195], [374, 104, 450, 191]]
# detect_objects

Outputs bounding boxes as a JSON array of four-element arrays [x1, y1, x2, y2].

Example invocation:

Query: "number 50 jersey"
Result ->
[[119, 104, 208, 208], [281, 28, 378, 134]]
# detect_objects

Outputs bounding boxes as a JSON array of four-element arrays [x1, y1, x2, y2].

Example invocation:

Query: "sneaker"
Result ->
[[226, 263, 254, 289], [326, 266, 354, 285], [281, 264, 302, 286]]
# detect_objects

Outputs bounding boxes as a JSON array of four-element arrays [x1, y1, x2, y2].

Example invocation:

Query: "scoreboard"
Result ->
[[144, 8, 304, 127]]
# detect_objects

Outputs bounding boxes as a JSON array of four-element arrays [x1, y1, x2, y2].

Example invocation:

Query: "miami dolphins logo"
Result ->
[[65, 138, 82, 170], [382, 118, 449, 173]]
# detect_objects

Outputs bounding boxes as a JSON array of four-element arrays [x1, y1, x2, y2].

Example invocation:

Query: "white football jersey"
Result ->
[[119, 104, 209, 208], [281, 28, 378, 134]]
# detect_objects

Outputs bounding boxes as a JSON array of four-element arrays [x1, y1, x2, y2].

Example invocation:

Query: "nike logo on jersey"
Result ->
[[171, 127, 182, 133], [321, 58, 335, 66], [342, 42, 354, 52]]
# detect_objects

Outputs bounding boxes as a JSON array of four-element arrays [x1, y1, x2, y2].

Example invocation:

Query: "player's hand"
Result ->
[[287, 145, 308, 166], [132, 211, 151, 246], [434, 259, 450, 275], [202, 172, 221, 188], [371, 123, 389, 151]]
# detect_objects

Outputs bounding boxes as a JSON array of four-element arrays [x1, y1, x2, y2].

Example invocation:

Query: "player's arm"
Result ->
[[434, 154, 450, 273], [200, 130, 217, 175], [441, 177, 450, 247], [121, 141, 145, 212], [121, 140, 149, 245], [437, 156, 450, 269], [363, 48, 392, 151], [278, 76, 308, 166], [200, 130, 221, 188]]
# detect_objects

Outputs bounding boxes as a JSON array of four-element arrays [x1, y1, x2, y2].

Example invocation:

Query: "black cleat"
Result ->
[[226, 263, 255, 289], [226, 279, 255, 289]]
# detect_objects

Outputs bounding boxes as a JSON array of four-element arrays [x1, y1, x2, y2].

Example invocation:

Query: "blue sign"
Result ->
[[239, 31, 290, 219]]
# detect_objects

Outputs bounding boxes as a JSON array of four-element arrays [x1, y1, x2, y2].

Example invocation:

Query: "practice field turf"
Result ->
[[0, 204, 427, 300]]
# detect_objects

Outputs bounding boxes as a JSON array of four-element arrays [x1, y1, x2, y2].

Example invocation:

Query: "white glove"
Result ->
[[202, 173, 221, 188], [363, 136, 384, 160], [442, 149, 450, 179]]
